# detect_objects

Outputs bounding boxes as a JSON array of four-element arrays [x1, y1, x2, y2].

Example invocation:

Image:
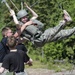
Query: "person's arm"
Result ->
[[26, 58, 33, 66], [24, 53, 33, 66], [10, 9, 19, 25], [14, 20, 33, 37], [24, 2, 38, 20], [0, 67, 5, 74]]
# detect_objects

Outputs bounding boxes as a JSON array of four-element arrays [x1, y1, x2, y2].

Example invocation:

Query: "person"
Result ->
[[0, 27, 12, 64], [0, 19, 33, 74], [0, 15, 33, 58], [0, 30, 11, 75], [1, 26, 33, 64], [10, 3, 75, 47], [0, 36, 32, 75], [16, 37, 33, 66], [0, 25, 28, 63]]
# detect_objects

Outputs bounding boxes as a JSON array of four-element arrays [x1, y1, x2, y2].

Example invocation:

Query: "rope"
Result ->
[[21, 0, 24, 10], [10, 0, 19, 11]]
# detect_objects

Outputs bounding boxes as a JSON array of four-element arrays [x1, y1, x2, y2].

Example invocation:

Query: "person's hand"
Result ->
[[10, 9, 15, 16], [26, 58, 33, 66], [24, 2, 29, 8]]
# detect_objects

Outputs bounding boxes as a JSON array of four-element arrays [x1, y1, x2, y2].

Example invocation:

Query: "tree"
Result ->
[[0, 0, 75, 61]]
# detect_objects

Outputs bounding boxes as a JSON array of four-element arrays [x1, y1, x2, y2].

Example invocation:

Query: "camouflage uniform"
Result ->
[[19, 19, 75, 47], [17, 10, 73, 47]]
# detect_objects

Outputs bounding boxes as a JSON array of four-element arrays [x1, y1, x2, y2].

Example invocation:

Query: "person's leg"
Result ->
[[41, 10, 72, 41], [34, 10, 72, 47], [50, 27, 75, 41]]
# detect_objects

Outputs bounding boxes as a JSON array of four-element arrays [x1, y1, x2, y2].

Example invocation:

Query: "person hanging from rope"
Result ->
[[9, 2, 75, 47]]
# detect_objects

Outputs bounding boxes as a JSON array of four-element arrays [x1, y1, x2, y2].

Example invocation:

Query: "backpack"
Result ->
[[19, 19, 43, 40]]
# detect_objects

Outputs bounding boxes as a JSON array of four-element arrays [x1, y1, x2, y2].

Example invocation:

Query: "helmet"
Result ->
[[17, 9, 28, 20]]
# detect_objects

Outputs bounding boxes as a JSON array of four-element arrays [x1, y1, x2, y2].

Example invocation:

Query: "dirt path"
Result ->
[[26, 68, 54, 75], [26, 68, 75, 75]]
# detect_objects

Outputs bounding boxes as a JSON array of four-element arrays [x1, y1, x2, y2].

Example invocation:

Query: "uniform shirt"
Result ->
[[0, 37, 9, 62], [2, 50, 29, 72], [16, 43, 27, 53]]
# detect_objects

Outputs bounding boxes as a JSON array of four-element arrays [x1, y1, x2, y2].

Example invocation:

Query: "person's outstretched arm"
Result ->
[[24, 2, 38, 20], [10, 9, 19, 25], [14, 20, 33, 37]]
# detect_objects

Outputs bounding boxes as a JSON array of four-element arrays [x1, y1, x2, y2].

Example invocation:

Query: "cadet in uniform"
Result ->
[[10, 3, 74, 47]]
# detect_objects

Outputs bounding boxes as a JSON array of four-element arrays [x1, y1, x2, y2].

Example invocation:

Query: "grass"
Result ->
[[25, 54, 74, 72], [48, 62, 73, 72], [26, 60, 74, 72], [26, 60, 48, 69]]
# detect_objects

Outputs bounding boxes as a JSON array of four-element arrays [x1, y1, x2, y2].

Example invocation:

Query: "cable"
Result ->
[[10, 0, 19, 11]]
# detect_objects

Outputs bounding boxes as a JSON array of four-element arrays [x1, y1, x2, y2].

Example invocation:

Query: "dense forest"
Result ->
[[0, 0, 75, 64]]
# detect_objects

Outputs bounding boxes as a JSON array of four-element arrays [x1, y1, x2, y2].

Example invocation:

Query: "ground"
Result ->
[[25, 60, 75, 75], [26, 68, 75, 75], [26, 68, 54, 75]]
